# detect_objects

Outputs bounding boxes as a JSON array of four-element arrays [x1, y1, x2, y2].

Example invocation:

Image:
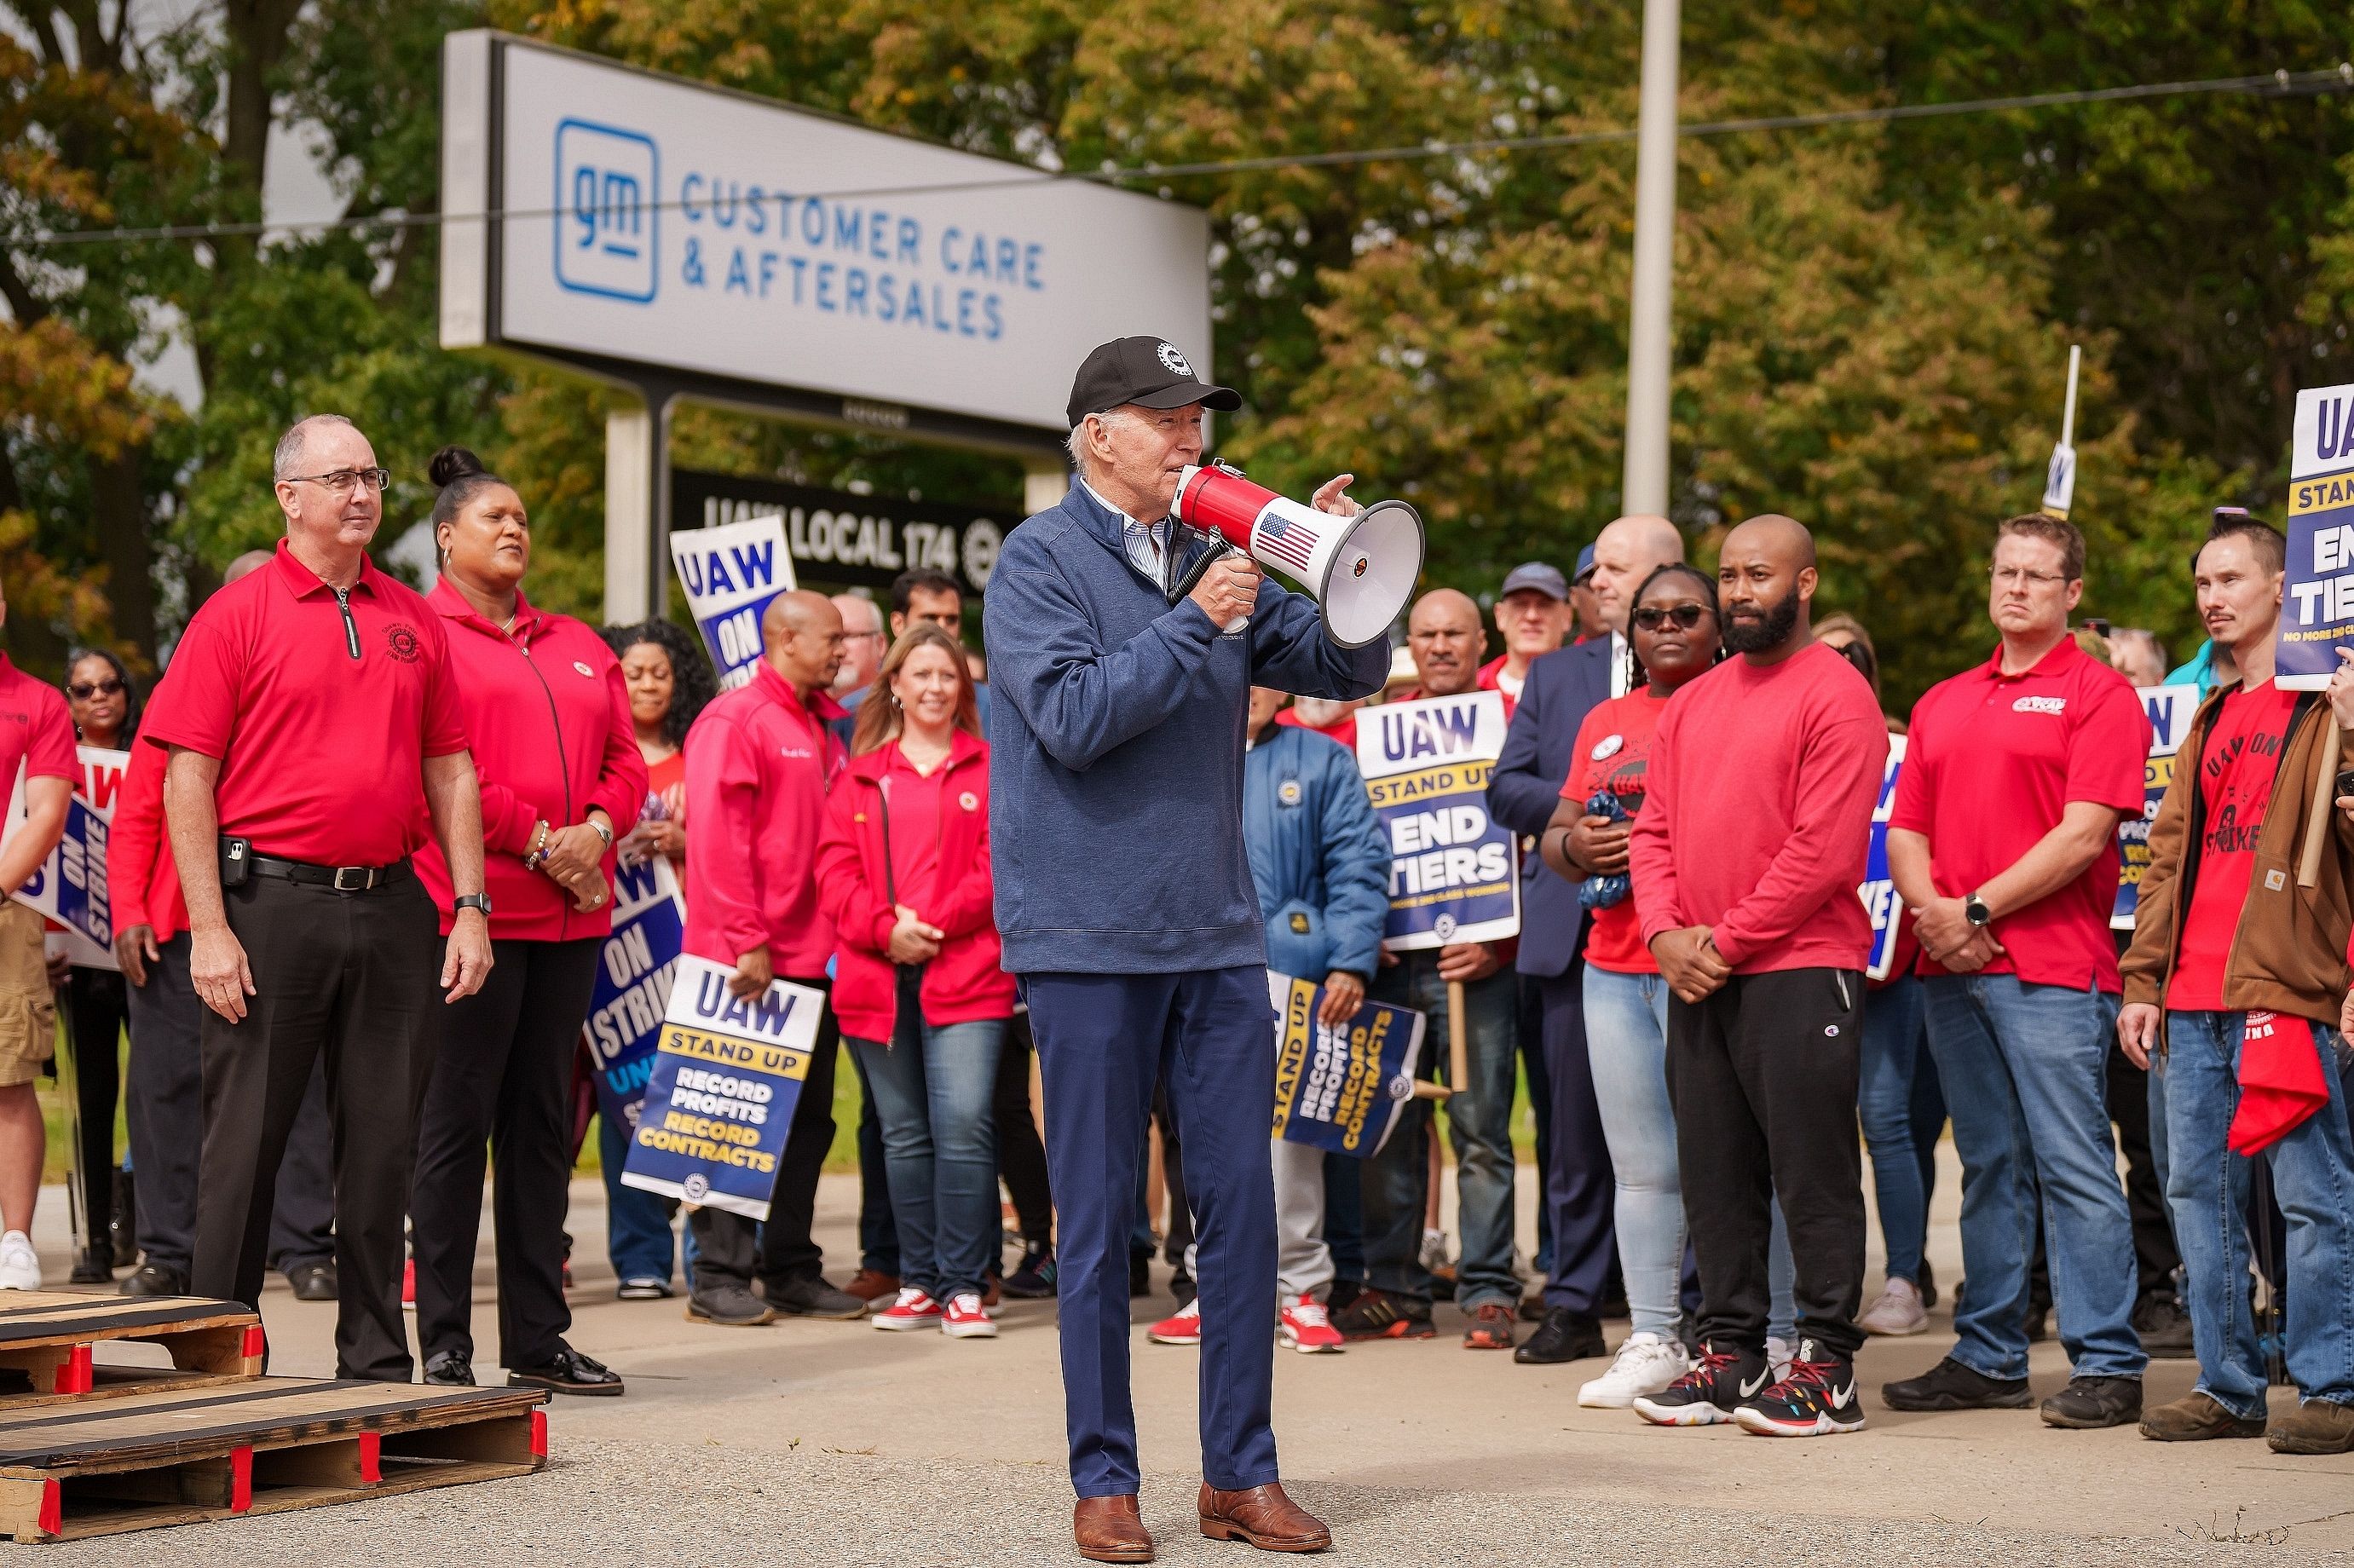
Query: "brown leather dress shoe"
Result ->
[[1074, 1494, 1153, 1563], [1197, 1482, 1331, 1553]]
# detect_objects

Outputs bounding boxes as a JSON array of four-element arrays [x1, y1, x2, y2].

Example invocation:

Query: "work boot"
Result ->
[[1882, 1356, 2032, 1412], [1197, 1482, 1330, 1552], [2268, 1398, 2354, 1456], [2040, 1375, 2143, 1429], [1073, 1494, 1151, 1564], [2140, 1391, 2264, 1442]]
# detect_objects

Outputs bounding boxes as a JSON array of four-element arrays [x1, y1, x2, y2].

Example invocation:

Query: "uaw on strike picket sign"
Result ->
[[1268, 972, 1426, 1160], [2113, 685, 2201, 930], [2277, 381, 2354, 689], [6, 747, 130, 971], [1356, 691, 1520, 948], [580, 856, 687, 1135], [620, 954, 823, 1219], [671, 515, 797, 690], [1858, 737, 1906, 982]]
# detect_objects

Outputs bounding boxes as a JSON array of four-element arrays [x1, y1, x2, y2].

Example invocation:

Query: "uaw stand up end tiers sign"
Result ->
[[2278, 382, 2354, 691]]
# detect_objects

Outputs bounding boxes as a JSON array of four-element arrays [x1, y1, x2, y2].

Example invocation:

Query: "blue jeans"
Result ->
[[2158, 1012, 2354, 1416], [848, 982, 1005, 1300], [1858, 976, 1944, 1285], [1364, 953, 1520, 1310], [1923, 974, 2143, 1381], [598, 1110, 678, 1285], [1585, 964, 1794, 1342]]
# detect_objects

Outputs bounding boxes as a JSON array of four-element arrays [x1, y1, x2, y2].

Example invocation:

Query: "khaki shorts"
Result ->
[[0, 900, 55, 1087]]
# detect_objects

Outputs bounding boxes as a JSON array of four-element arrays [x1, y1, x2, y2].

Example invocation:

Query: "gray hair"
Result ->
[[1064, 406, 1145, 475], [272, 413, 359, 481]]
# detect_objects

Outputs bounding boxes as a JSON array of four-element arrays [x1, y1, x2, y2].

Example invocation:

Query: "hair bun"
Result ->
[[428, 445, 487, 489]]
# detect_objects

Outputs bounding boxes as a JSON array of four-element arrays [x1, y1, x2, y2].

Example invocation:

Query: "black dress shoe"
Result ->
[[423, 1350, 476, 1386], [508, 1344, 625, 1397], [118, 1262, 187, 1297], [2041, 1375, 2143, 1429], [69, 1246, 113, 1285], [1882, 1355, 2032, 1411], [286, 1260, 338, 1302], [1515, 1306, 1606, 1365]]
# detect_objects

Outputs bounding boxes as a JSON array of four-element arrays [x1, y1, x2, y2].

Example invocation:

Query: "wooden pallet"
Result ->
[[0, 1294, 263, 1406], [0, 1377, 548, 1542]]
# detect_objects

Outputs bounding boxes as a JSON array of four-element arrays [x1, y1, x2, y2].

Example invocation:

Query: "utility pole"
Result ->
[[1621, 0, 1681, 517]]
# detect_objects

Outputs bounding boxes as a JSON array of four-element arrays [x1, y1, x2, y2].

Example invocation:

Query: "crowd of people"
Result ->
[[0, 395, 2349, 1490]]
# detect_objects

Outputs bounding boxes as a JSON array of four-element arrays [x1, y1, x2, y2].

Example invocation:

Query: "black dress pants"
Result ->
[[689, 975, 841, 1289], [193, 874, 441, 1381], [63, 966, 127, 1247], [1667, 967, 1866, 1361], [411, 937, 600, 1370]]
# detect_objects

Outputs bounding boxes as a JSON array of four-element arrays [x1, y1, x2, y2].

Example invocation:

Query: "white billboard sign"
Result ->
[[440, 32, 1215, 436]]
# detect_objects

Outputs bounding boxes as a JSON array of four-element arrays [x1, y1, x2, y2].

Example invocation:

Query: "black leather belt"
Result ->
[[247, 852, 413, 892]]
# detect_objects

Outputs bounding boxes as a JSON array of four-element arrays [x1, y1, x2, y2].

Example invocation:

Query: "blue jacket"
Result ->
[[1245, 723, 1388, 983], [985, 484, 1389, 975], [1486, 636, 1616, 977]]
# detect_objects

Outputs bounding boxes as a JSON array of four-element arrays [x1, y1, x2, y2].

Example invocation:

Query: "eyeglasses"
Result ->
[[1630, 603, 1710, 631], [1990, 564, 2069, 588], [281, 467, 391, 494], [67, 678, 124, 700]]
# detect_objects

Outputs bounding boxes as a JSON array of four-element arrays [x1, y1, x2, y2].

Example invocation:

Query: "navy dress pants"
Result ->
[[1533, 970, 1618, 1314], [1026, 966, 1279, 1500]]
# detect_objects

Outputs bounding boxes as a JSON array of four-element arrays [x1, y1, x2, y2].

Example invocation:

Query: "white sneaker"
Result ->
[[1578, 1331, 1692, 1408], [1418, 1228, 1452, 1275], [1857, 1277, 1929, 1336], [0, 1231, 38, 1291], [1767, 1335, 1795, 1383]]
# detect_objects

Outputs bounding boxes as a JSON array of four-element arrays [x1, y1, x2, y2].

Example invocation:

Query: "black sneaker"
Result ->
[[1001, 1246, 1058, 1299], [1330, 1286, 1435, 1341], [2132, 1294, 2194, 1359], [2041, 1375, 2143, 1429], [1632, 1341, 1770, 1427], [422, 1350, 475, 1386], [1515, 1307, 1605, 1365], [118, 1262, 187, 1297], [1881, 1355, 2033, 1412], [1734, 1340, 1866, 1437], [686, 1280, 775, 1326], [760, 1274, 866, 1319], [508, 1343, 625, 1398]]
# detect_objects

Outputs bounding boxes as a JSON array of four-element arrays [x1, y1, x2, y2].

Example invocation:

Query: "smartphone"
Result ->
[[2336, 770, 2354, 804]]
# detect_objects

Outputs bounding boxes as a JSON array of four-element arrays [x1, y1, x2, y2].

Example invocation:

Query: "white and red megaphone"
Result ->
[[1172, 462, 1424, 648]]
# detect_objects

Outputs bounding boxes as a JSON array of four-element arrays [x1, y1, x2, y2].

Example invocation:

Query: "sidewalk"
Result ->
[[9, 1150, 2350, 1565]]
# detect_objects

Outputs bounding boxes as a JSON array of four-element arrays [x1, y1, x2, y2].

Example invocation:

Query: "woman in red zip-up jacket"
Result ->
[[816, 624, 1013, 1339], [408, 447, 645, 1398]]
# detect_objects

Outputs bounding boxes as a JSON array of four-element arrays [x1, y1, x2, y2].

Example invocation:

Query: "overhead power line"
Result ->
[[10, 62, 2352, 251]]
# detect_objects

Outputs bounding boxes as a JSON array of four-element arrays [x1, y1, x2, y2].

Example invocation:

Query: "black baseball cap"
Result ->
[[1066, 337, 1240, 428]]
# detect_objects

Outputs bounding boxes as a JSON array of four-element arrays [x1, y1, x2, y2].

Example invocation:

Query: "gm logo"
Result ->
[[554, 119, 658, 303]]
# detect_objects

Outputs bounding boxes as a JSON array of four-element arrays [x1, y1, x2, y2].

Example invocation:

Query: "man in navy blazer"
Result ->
[[1486, 513, 1685, 1363]]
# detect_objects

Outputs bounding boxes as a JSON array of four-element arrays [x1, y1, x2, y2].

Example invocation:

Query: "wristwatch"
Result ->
[[454, 892, 494, 919], [1964, 891, 1992, 929]]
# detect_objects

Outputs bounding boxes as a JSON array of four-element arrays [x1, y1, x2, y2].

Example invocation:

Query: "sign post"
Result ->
[[2041, 343, 2081, 519]]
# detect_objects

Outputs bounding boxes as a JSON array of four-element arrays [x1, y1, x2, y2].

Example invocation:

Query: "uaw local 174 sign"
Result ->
[[672, 516, 796, 690], [8, 747, 130, 971], [2113, 684, 2201, 930], [1269, 972, 1426, 1158], [1859, 737, 1905, 982], [1357, 690, 1520, 949], [2277, 381, 2354, 690], [620, 954, 823, 1219], [580, 855, 687, 1133]]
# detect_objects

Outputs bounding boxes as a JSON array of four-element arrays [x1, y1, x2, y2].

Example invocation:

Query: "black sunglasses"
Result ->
[[68, 678, 124, 700], [1631, 603, 1710, 631]]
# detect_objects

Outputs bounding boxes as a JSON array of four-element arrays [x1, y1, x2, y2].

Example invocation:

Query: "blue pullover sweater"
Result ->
[[985, 482, 1389, 975]]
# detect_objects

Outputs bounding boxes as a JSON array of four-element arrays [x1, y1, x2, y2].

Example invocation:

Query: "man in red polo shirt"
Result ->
[[147, 414, 492, 1382], [678, 589, 866, 1328], [1883, 513, 2151, 1431], [0, 574, 76, 1292]]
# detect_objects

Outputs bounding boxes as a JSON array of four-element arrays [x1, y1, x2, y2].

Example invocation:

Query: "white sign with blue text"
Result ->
[[1859, 736, 1905, 982], [2112, 683, 2201, 930], [441, 32, 1214, 434], [1357, 692, 1520, 951], [671, 516, 797, 690], [2277, 382, 2354, 690], [7, 747, 130, 971]]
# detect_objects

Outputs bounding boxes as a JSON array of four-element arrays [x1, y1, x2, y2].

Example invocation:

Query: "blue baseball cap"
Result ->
[[1572, 545, 1596, 585]]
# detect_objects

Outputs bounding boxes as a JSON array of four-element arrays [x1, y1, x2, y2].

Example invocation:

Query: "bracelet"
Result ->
[[1552, 826, 1577, 868], [523, 820, 551, 870]]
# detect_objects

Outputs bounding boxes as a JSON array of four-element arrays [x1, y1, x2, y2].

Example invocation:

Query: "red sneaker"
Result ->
[[871, 1287, 943, 1331], [942, 1291, 999, 1339], [1278, 1294, 1344, 1354], [1147, 1299, 1201, 1346]]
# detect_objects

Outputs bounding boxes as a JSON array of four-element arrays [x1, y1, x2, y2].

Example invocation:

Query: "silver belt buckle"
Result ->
[[332, 865, 372, 892]]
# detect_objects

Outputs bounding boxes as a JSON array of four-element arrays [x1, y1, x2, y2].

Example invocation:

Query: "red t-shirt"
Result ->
[[0, 655, 78, 793], [2167, 682, 2296, 1011], [1890, 637, 2149, 992], [1563, 689, 1670, 974], [144, 543, 468, 867], [880, 742, 945, 914], [1276, 706, 1357, 751]]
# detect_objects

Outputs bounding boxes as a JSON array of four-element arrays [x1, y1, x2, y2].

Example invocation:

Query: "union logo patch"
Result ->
[[384, 624, 422, 663]]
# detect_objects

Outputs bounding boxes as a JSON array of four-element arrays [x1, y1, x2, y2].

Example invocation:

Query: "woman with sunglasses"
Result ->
[[1540, 564, 1799, 1407], [408, 446, 645, 1398], [57, 651, 138, 1282]]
